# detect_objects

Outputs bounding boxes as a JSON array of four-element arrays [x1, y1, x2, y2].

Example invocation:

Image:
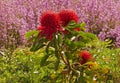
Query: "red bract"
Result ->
[[58, 9, 78, 26], [78, 51, 91, 64], [40, 11, 61, 29]]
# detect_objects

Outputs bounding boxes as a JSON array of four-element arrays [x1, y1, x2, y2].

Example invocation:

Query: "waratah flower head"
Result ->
[[58, 9, 78, 26], [39, 11, 63, 41], [78, 50, 92, 64], [40, 11, 61, 29]]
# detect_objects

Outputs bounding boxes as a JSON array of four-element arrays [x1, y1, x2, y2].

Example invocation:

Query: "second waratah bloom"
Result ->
[[58, 9, 78, 26], [58, 10, 80, 34], [40, 11, 61, 29]]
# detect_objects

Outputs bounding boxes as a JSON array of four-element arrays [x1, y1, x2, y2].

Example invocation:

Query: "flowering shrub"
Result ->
[[25, 10, 114, 82]]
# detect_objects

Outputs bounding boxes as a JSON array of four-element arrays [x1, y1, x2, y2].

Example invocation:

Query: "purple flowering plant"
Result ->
[[0, 0, 120, 49]]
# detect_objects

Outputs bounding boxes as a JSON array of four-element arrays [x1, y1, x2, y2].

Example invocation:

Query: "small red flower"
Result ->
[[58, 9, 78, 26], [78, 51, 91, 64], [40, 11, 61, 29]]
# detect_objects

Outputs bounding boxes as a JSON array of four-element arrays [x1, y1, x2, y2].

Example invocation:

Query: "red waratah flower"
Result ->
[[58, 9, 78, 26], [38, 11, 63, 40], [78, 51, 92, 64], [40, 11, 61, 29]]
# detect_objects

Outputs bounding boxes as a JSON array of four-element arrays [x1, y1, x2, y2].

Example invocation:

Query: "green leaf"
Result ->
[[25, 30, 39, 39], [54, 59, 60, 70], [78, 31, 98, 41], [80, 22, 86, 28], [80, 22, 86, 31], [53, 36, 59, 59], [68, 20, 76, 26], [46, 42, 50, 54], [27, 36, 36, 43], [41, 61, 53, 67], [85, 32, 98, 40], [40, 54, 50, 66], [74, 24, 81, 28], [58, 34, 62, 45], [73, 41, 85, 47], [45, 41, 53, 55], [30, 37, 46, 52], [65, 38, 71, 45]]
